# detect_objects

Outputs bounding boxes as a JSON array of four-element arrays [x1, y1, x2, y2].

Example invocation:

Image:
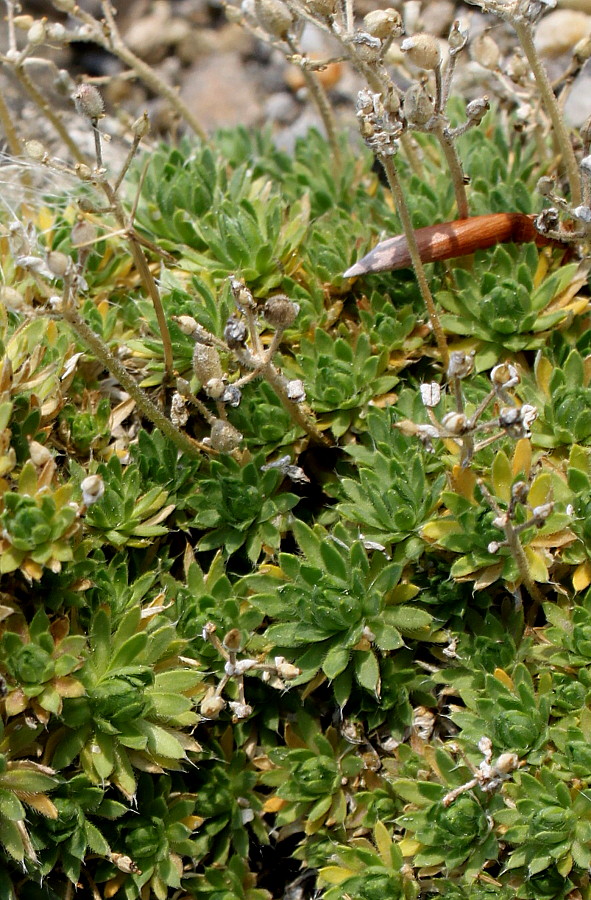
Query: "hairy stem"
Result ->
[[380, 154, 449, 366], [513, 18, 582, 207], [61, 306, 203, 460]]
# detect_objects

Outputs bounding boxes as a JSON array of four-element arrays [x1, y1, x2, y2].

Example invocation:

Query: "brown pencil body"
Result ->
[[343, 213, 555, 277]]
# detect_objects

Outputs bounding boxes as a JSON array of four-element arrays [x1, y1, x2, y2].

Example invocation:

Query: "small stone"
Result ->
[[264, 92, 299, 124]]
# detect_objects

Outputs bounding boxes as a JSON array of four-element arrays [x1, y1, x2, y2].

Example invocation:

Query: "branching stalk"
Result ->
[[379, 154, 449, 366], [513, 18, 582, 207], [61, 305, 203, 461]]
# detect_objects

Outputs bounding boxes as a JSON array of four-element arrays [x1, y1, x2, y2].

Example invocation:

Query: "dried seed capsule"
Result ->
[[193, 342, 223, 383], [448, 19, 468, 53], [175, 315, 199, 336], [28, 440, 53, 467], [274, 656, 301, 679], [27, 20, 47, 44], [81, 474, 105, 506], [470, 33, 500, 70], [130, 113, 150, 138], [204, 378, 226, 400], [441, 412, 468, 435], [46, 251, 70, 277], [352, 32, 382, 62], [74, 84, 105, 121], [263, 295, 299, 328], [25, 140, 46, 161], [494, 752, 518, 774], [363, 9, 403, 40], [222, 628, 242, 653], [403, 81, 434, 126], [71, 220, 97, 248], [254, 0, 293, 39], [209, 419, 243, 452], [305, 0, 336, 17], [400, 33, 441, 70], [466, 97, 490, 125], [200, 692, 226, 718]]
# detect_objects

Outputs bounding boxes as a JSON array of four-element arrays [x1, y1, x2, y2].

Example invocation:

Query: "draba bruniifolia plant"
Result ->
[[199, 623, 300, 722], [174, 277, 330, 448]]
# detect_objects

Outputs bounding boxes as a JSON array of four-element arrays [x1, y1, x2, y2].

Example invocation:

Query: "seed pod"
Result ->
[[274, 656, 301, 679], [403, 81, 434, 126], [200, 692, 226, 718], [193, 342, 223, 384], [254, 0, 293, 39], [352, 33, 382, 62], [470, 33, 500, 70], [306, 0, 336, 17], [448, 19, 468, 53], [46, 251, 70, 277], [209, 419, 243, 452], [466, 97, 490, 125], [27, 20, 47, 44], [363, 9, 403, 40], [81, 474, 105, 506], [175, 315, 199, 336], [74, 84, 105, 121], [28, 440, 53, 467], [25, 140, 46, 161], [263, 295, 299, 328], [132, 113, 150, 138], [204, 377, 226, 400], [71, 220, 97, 248], [494, 752, 518, 774], [14, 16, 35, 30], [400, 33, 441, 70], [222, 628, 242, 653], [442, 412, 468, 435]]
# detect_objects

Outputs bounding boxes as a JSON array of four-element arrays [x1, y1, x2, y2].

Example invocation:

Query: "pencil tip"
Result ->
[[343, 263, 363, 278]]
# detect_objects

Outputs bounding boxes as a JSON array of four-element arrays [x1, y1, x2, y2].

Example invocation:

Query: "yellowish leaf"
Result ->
[[450, 465, 476, 502], [512, 439, 531, 478], [524, 546, 549, 583], [574, 560, 591, 592], [491, 451, 512, 503], [528, 472, 552, 508], [374, 820, 392, 867], [494, 668, 514, 690], [263, 796, 287, 814], [421, 520, 462, 542], [399, 837, 421, 856], [318, 866, 357, 886], [535, 355, 553, 395]]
